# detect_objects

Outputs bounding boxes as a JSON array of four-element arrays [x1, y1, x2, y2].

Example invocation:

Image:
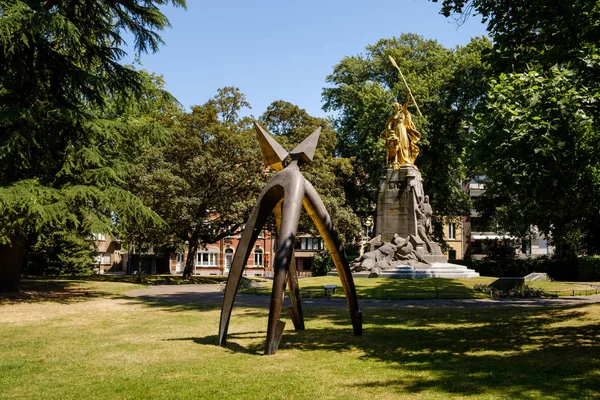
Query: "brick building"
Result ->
[[168, 230, 275, 277]]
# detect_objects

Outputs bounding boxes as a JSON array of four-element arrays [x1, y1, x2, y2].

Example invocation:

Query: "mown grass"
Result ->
[[1, 279, 600, 399], [1, 275, 227, 304], [15, 274, 599, 302], [241, 276, 600, 299], [24, 273, 227, 286]]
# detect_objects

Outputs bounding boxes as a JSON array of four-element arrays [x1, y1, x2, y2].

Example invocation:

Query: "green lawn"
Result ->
[[242, 276, 600, 299], [1, 279, 599, 399]]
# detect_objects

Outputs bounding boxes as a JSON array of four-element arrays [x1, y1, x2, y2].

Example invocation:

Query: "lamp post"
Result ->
[[365, 216, 373, 239]]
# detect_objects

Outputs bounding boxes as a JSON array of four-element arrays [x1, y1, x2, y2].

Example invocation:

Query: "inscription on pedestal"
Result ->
[[376, 166, 423, 242], [388, 181, 406, 190]]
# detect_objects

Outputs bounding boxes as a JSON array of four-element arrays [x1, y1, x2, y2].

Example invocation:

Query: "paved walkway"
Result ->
[[125, 284, 600, 309]]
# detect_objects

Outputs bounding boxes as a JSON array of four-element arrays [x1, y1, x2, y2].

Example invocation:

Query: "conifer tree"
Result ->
[[0, 0, 186, 292]]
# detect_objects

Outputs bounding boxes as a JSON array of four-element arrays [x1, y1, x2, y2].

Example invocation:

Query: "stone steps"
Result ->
[[330, 262, 480, 279], [379, 262, 480, 279]]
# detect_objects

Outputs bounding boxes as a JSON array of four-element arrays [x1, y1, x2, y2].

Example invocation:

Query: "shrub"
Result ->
[[454, 258, 578, 280], [25, 231, 96, 276], [481, 238, 518, 260], [578, 256, 600, 281], [474, 283, 545, 298], [311, 251, 334, 276]]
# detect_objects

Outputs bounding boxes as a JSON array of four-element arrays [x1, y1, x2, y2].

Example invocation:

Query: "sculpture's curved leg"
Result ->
[[274, 201, 305, 331], [302, 180, 362, 336], [265, 177, 305, 354], [286, 254, 304, 330], [218, 185, 284, 346]]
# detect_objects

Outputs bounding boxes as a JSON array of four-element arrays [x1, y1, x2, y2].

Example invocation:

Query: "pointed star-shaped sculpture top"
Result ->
[[254, 122, 322, 171]]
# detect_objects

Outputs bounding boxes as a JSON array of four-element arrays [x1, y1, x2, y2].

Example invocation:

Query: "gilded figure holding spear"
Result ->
[[383, 56, 422, 169]]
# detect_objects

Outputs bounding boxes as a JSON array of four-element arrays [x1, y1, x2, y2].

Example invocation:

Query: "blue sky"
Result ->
[[124, 0, 487, 118]]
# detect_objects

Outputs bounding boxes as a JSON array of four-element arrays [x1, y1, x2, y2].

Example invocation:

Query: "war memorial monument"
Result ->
[[349, 59, 479, 279]]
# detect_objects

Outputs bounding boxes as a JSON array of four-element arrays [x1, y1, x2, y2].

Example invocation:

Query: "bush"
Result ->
[[454, 258, 578, 280], [311, 251, 334, 276], [578, 256, 600, 281], [481, 238, 518, 260], [474, 283, 545, 298], [25, 231, 96, 276]]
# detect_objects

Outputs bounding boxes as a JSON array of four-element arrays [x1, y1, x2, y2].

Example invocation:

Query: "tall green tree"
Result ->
[[433, 0, 600, 72], [0, 0, 185, 292], [322, 34, 490, 243], [129, 88, 268, 279], [434, 0, 600, 256]]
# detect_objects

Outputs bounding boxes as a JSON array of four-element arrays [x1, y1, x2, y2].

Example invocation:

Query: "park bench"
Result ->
[[324, 284, 337, 298]]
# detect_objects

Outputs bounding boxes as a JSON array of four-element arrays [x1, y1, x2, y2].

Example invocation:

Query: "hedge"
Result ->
[[578, 256, 600, 281], [452, 258, 578, 280]]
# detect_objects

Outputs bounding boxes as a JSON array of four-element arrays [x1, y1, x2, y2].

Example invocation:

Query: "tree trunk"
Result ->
[[136, 254, 143, 283], [182, 237, 199, 279], [0, 234, 26, 293]]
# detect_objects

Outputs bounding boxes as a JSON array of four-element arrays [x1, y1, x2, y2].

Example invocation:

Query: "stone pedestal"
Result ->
[[375, 166, 424, 243], [375, 166, 447, 264]]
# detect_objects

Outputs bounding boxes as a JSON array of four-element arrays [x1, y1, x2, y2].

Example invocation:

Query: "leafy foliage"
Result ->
[[434, 0, 600, 257], [578, 256, 600, 282], [472, 60, 600, 256], [453, 258, 578, 281], [311, 250, 333, 277], [434, 0, 600, 73], [322, 34, 490, 244], [24, 231, 96, 276], [0, 0, 185, 291], [130, 87, 268, 278], [477, 238, 518, 261], [473, 283, 545, 298]]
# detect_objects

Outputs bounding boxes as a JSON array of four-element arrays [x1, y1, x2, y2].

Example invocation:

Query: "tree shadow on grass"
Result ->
[[123, 282, 600, 398], [277, 305, 600, 399], [355, 277, 487, 299], [0, 278, 110, 304], [128, 291, 275, 314]]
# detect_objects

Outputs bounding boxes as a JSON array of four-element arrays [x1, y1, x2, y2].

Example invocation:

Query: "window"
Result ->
[[469, 176, 486, 190], [101, 254, 111, 265], [254, 248, 263, 267], [448, 223, 456, 240], [175, 253, 184, 272], [471, 217, 497, 233], [298, 237, 323, 250], [197, 249, 217, 267], [224, 249, 234, 270], [521, 239, 532, 255], [448, 249, 457, 260], [93, 233, 106, 241]]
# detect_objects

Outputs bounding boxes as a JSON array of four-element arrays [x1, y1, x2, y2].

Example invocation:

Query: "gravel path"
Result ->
[[125, 284, 600, 309]]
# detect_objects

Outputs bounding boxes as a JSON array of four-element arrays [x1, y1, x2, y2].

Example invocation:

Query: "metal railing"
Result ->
[[239, 287, 600, 300]]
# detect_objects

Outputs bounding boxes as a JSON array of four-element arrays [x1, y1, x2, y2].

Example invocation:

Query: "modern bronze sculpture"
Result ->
[[218, 122, 362, 355]]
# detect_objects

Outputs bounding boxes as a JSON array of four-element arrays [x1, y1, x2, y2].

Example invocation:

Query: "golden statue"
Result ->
[[382, 97, 421, 169]]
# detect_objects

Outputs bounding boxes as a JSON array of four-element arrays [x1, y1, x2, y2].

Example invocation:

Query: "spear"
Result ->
[[388, 55, 423, 116]]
